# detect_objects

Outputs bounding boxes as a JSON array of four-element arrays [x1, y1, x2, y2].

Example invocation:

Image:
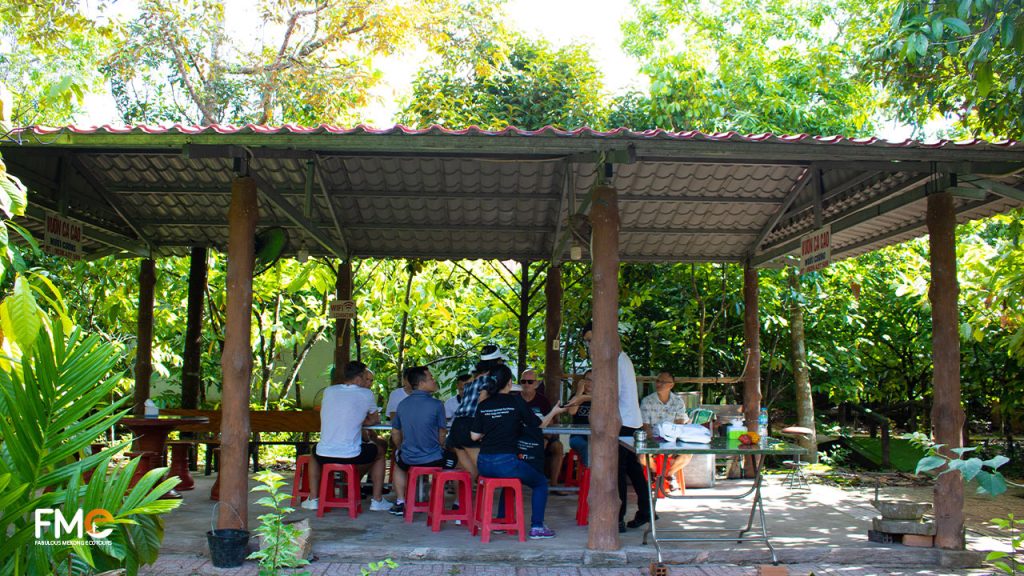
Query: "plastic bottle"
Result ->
[[144, 399, 159, 418], [758, 407, 768, 441]]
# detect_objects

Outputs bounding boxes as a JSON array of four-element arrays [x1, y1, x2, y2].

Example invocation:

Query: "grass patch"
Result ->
[[845, 436, 926, 472]]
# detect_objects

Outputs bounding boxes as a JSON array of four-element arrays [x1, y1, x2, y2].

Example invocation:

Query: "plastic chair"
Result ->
[[317, 463, 362, 518], [427, 469, 473, 531], [558, 449, 585, 487], [780, 426, 813, 490], [647, 454, 686, 496], [472, 476, 525, 543], [290, 455, 312, 506], [404, 466, 441, 523], [575, 466, 591, 526]]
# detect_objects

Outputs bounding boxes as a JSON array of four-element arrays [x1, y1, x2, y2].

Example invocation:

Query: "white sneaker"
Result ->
[[300, 498, 319, 510], [369, 498, 391, 512]]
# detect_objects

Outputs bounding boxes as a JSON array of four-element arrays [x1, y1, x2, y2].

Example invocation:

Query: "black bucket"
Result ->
[[206, 528, 250, 568], [207, 502, 250, 568]]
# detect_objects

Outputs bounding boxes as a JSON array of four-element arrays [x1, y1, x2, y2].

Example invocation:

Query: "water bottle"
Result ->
[[758, 407, 768, 441], [144, 399, 159, 418]]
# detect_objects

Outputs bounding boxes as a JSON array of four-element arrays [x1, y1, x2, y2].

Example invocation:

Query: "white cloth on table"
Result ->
[[657, 422, 712, 444]]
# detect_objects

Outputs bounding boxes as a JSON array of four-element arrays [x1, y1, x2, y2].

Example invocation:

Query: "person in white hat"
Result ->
[[445, 344, 504, 482]]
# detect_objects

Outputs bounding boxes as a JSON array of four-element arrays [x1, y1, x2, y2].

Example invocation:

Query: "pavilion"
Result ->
[[3, 123, 1023, 552]]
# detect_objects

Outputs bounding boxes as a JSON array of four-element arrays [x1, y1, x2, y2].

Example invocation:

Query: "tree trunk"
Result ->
[[396, 262, 417, 383], [182, 246, 207, 410], [334, 260, 353, 381], [133, 258, 156, 416], [928, 186, 965, 550], [588, 185, 622, 551], [789, 268, 817, 463], [742, 263, 761, 477], [544, 266, 563, 403], [219, 176, 257, 530], [518, 260, 531, 374], [260, 293, 282, 409]]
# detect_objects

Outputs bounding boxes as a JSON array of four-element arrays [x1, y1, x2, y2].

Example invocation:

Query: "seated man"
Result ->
[[517, 367, 566, 488], [389, 366, 453, 516], [302, 361, 389, 511], [640, 371, 692, 492]]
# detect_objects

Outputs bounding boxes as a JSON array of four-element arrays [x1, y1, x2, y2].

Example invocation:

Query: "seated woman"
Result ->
[[470, 364, 566, 539], [567, 370, 593, 467]]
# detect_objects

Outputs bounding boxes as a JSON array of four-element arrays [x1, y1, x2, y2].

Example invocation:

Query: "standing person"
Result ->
[[566, 370, 594, 466], [518, 367, 566, 488], [388, 366, 452, 516], [444, 373, 472, 424], [470, 364, 567, 539], [640, 371, 692, 493], [302, 361, 389, 512], [581, 321, 651, 533], [446, 345, 504, 482]]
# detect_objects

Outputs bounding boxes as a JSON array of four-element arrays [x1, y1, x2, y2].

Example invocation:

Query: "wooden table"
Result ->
[[624, 436, 805, 566], [121, 415, 209, 498]]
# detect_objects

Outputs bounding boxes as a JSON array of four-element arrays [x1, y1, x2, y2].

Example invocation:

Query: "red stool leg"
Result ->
[[317, 464, 361, 519], [576, 466, 590, 526], [404, 466, 441, 523], [291, 455, 310, 505]]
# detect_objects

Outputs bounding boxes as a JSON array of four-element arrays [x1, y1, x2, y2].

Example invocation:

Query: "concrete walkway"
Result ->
[[144, 473, 1007, 575]]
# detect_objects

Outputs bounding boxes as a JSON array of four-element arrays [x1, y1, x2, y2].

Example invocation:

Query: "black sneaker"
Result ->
[[388, 502, 405, 516], [627, 513, 657, 529], [618, 520, 627, 533]]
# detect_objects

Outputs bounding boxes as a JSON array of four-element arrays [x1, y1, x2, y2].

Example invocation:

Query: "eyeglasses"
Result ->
[[520, 379, 537, 384]]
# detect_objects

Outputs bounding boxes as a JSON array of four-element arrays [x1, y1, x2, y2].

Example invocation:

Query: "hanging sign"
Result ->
[[800, 224, 831, 274], [43, 211, 84, 260], [329, 299, 356, 319]]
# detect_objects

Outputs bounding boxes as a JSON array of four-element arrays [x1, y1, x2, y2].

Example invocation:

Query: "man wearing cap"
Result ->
[[581, 321, 652, 533], [518, 367, 566, 488], [640, 371, 692, 493], [446, 344, 504, 482]]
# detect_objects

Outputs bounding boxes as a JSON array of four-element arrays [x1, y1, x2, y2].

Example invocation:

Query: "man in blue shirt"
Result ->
[[388, 365, 452, 516]]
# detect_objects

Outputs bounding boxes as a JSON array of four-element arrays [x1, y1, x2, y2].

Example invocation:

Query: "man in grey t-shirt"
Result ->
[[388, 366, 452, 516]]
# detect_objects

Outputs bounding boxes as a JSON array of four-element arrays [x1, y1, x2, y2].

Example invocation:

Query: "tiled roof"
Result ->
[[3, 124, 1023, 264]]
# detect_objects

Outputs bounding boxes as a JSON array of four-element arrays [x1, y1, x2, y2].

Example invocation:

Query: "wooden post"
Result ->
[[518, 260, 531, 373], [588, 185, 622, 551], [743, 262, 761, 476], [788, 268, 817, 463], [219, 176, 257, 530], [928, 187, 965, 550], [133, 258, 156, 416], [334, 259, 352, 382], [544, 265, 563, 403], [182, 246, 207, 410]]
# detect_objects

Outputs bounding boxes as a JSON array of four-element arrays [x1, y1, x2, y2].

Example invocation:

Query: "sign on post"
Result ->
[[329, 299, 356, 320], [800, 225, 831, 274], [43, 211, 84, 260]]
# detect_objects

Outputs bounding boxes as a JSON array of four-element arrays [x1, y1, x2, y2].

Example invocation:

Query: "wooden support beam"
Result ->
[[550, 164, 571, 264], [133, 258, 156, 416], [181, 246, 207, 409], [588, 184, 622, 551], [70, 156, 152, 246], [219, 176, 258, 530], [314, 159, 349, 258], [927, 189, 965, 550], [251, 172, 346, 258], [544, 265, 563, 404], [748, 168, 811, 256], [964, 176, 1024, 202], [334, 260, 353, 382], [948, 186, 988, 200]]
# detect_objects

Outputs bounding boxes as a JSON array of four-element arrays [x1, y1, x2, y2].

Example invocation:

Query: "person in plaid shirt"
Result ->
[[640, 371, 692, 493], [446, 344, 503, 482]]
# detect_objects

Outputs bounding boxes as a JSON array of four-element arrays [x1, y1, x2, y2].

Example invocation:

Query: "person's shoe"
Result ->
[[370, 498, 391, 512], [387, 502, 406, 516], [618, 520, 627, 533], [668, 476, 682, 493], [627, 513, 657, 529], [299, 498, 319, 511], [528, 525, 556, 539]]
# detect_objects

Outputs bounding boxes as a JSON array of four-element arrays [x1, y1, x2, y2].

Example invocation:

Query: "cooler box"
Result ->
[[682, 454, 715, 488]]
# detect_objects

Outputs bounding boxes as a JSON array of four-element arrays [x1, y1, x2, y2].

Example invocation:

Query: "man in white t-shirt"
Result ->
[[582, 320, 652, 534], [301, 361, 389, 511], [385, 369, 412, 420], [443, 373, 472, 424]]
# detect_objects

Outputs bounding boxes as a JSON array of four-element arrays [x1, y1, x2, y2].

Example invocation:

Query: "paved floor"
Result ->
[[143, 471, 1009, 575]]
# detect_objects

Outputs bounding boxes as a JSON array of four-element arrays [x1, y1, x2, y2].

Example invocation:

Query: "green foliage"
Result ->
[[361, 558, 398, 576], [0, 324, 180, 575], [401, 34, 610, 130], [908, 432, 1010, 496], [845, 436, 927, 472], [986, 513, 1023, 575], [248, 470, 309, 575], [620, 0, 877, 134], [864, 0, 1024, 139]]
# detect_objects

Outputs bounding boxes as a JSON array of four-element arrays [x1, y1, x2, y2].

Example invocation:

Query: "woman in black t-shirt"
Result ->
[[470, 364, 566, 539], [567, 370, 594, 466]]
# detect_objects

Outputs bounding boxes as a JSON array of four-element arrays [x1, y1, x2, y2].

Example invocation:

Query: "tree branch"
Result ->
[[454, 261, 518, 315]]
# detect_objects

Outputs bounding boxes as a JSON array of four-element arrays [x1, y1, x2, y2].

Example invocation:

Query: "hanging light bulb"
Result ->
[[297, 248, 309, 263]]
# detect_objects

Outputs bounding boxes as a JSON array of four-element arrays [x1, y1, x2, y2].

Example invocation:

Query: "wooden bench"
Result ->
[[162, 409, 322, 471]]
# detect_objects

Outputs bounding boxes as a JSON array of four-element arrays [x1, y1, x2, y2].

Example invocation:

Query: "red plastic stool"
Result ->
[[472, 476, 525, 543], [427, 469, 473, 532], [575, 466, 591, 526], [317, 464, 362, 518], [650, 454, 686, 497], [404, 466, 442, 523], [291, 455, 312, 506], [559, 449, 585, 487]]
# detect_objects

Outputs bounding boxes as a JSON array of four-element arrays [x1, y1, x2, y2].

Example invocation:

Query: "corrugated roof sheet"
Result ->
[[3, 124, 1023, 264]]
